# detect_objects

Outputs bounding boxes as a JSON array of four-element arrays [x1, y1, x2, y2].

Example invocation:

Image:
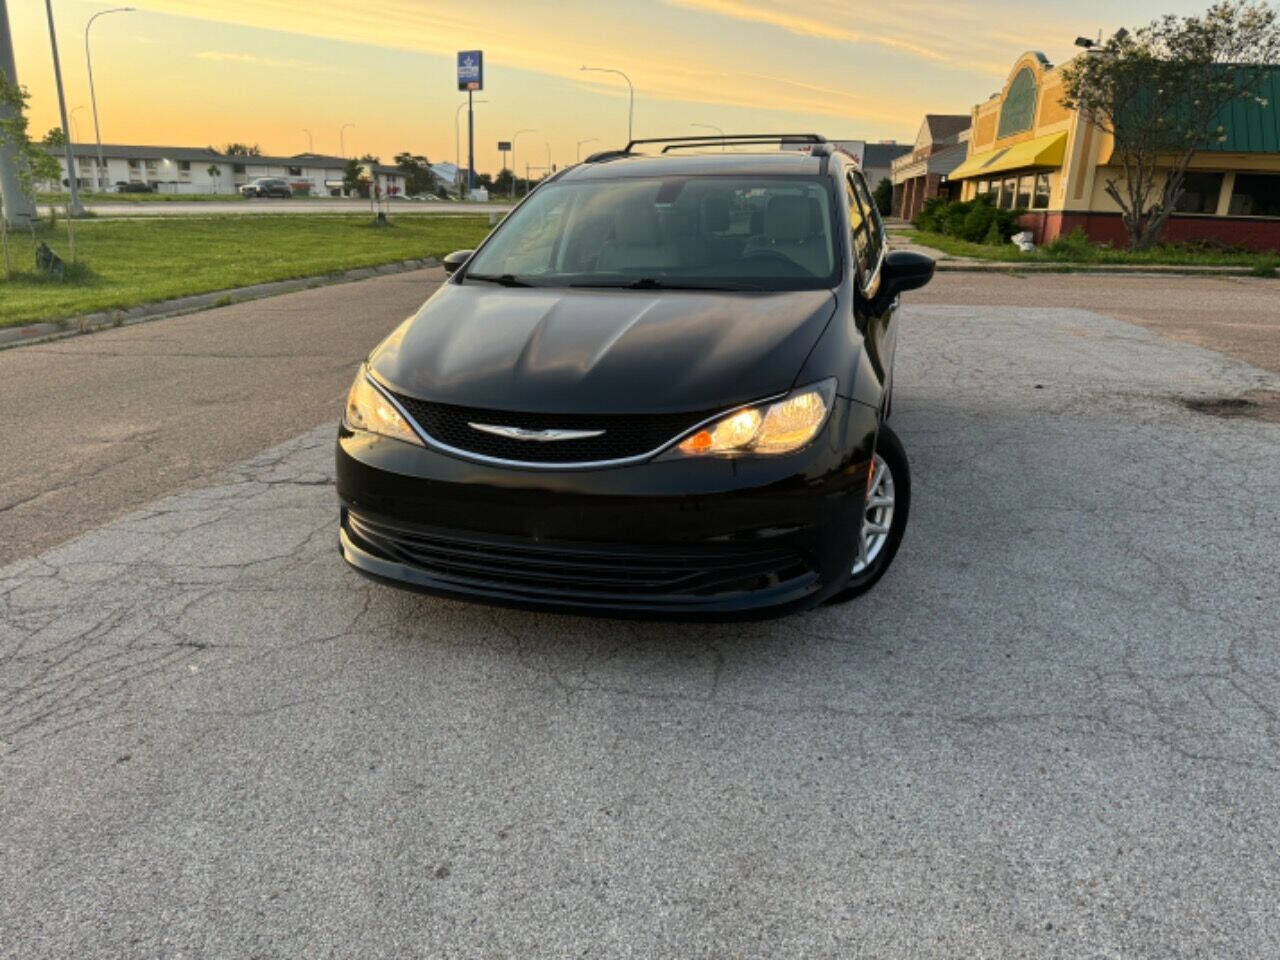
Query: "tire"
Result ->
[[828, 423, 911, 602]]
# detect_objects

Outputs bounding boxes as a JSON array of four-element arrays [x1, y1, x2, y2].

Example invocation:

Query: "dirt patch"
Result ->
[[1179, 391, 1280, 423]]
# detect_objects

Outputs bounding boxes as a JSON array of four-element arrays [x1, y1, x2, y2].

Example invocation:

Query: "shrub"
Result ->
[[982, 219, 1003, 245], [1249, 254, 1279, 278], [1043, 227, 1095, 258], [914, 193, 1027, 244]]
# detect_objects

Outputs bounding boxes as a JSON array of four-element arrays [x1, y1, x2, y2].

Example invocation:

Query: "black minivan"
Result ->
[[337, 134, 934, 616]]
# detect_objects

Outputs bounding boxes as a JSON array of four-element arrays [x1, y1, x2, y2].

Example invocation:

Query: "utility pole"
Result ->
[[0, 0, 38, 227], [45, 0, 84, 217]]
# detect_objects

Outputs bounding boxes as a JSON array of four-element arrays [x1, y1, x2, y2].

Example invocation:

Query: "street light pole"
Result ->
[[580, 66, 634, 143], [576, 137, 598, 162], [510, 128, 535, 200], [45, 0, 84, 217], [545, 141, 551, 176], [302, 128, 313, 152], [691, 122, 725, 150], [85, 6, 133, 191], [339, 122, 354, 157], [455, 98, 488, 193]]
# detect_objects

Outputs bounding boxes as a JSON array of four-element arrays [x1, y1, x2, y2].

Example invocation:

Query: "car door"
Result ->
[[845, 169, 894, 403]]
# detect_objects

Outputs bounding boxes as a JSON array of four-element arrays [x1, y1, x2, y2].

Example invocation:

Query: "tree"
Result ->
[[42, 126, 66, 147], [393, 151, 439, 196], [1061, 1, 1280, 249], [1, 69, 67, 269], [359, 152, 381, 164], [207, 163, 221, 193], [221, 142, 261, 156], [342, 157, 363, 196], [872, 177, 893, 216]]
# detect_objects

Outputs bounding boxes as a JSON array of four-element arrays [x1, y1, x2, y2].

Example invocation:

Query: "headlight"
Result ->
[[676, 379, 836, 457], [344, 367, 423, 446]]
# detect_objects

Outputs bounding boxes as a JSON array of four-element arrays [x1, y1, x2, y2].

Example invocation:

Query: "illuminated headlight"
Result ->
[[676, 379, 836, 457], [343, 367, 423, 446]]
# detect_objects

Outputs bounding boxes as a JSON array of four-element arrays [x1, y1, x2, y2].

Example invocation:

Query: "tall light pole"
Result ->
[[691, 122, 725, 150], [85, 6, 132, 191], [576, 137, 598, 162], [454, 98, 487, 192], [70, 105, 84, 143], [339, 122, 354, 157], [302, 128, 313, 152], [45, 0, 84, 216], [510, 128, 534, 200], [580, 66, 633, 144], [545, 141, 552, 176]]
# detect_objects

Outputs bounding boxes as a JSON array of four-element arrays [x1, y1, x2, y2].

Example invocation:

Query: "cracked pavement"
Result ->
[[2, 275, 1279, 957]]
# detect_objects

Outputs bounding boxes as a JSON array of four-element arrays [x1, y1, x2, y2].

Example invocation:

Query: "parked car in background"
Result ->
[[114, 181, 154, 193], [337, 133, 936, 617], [240, 177, 292, 198]]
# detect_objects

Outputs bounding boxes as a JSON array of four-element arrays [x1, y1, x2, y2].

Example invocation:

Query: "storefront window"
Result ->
[[999, 177, 1017, 209], [1175, 173, 1224, 214], [1228, 174, 1280, 217], [1033, 173, 1051, 209], [1016, 176, 1032, 209]]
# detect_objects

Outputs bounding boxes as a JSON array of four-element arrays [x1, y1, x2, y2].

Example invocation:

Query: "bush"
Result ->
[[914, 193, 1026, 245], [1043, 227, 1096, 258], [1249, 254, 1279, 278]]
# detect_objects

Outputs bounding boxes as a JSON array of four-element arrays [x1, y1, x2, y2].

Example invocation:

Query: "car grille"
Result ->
[[386, 391, 719, 465], [346, 512, 813, 603]]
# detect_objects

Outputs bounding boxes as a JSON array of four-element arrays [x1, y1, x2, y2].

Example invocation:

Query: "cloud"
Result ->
[[194, 50, 343, 73]]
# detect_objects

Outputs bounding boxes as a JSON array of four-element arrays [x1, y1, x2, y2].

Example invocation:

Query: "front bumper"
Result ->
[[336, 398, 878, 618]]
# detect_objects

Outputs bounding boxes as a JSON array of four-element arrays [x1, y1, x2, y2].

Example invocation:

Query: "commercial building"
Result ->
[[40, 144, 406, 197], [890, 115, 970, 221], [782, 139, 909, 188], [948, 51, 1280, 250]]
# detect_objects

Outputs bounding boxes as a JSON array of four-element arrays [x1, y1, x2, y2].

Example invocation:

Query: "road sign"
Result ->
[[457, 50, 483, 91], [497, 140, 512, 152]]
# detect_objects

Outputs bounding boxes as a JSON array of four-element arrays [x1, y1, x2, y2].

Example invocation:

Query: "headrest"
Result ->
[[701, 191, 732, 232], [616, 201, 661, 244], [763, 195, 810, 241]]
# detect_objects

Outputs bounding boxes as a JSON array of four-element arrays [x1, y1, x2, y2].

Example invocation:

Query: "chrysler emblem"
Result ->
[[467, 423, 604, 442]]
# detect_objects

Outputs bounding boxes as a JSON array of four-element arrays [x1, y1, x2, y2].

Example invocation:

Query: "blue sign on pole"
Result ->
[[457, 50, 483, 91]]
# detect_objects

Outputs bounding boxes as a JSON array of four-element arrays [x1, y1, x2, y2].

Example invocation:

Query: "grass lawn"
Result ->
[[0, 214, 494, 326], [899, 229, 1280, 274]]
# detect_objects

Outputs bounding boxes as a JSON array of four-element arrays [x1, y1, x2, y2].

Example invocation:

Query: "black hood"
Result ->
[[369, 283, 837, 414]]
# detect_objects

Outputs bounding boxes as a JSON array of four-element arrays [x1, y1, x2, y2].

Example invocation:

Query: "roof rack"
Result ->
[[622, 133, 827, 154]]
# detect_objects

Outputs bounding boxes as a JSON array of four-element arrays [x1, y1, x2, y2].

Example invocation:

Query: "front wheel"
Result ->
[[828, 424, 911, 602]]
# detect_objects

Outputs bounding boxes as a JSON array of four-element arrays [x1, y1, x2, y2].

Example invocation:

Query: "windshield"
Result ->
[[464, 175, 839, 291]]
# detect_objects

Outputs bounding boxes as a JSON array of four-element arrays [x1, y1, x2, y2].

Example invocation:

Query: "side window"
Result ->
[[845, 173, 872, 279], [850, 172, 884, 268]]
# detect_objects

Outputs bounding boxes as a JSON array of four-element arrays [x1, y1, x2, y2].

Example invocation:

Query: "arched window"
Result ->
[[998, 68, 1038, 139]]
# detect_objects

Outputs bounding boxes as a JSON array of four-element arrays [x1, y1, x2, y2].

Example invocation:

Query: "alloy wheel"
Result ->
[[851, 453, 895, 575]]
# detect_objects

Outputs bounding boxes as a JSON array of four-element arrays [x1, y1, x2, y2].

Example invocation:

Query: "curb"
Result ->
[[0, 257, 441, 351], [931, 260, 1262, 276]]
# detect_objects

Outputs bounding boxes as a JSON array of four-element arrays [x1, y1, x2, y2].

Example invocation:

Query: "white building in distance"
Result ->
[[40, 143, 409, 196]]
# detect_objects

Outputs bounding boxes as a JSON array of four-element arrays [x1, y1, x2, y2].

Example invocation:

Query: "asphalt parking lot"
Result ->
[[3, 273, 1279, 957]]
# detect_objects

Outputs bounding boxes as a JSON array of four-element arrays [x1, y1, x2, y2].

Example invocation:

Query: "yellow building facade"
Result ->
[[950, 51, 1280, 250]]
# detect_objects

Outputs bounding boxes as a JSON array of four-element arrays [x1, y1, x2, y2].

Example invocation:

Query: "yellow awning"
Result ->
[[949, 131, 1068, 180]]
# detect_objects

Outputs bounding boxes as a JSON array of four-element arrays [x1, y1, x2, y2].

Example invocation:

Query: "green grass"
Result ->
[[899, 229, 1280, 269], [0, 214, 493, 326]]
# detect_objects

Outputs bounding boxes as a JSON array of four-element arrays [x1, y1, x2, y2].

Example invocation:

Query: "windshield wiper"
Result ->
[[465, 273, 535, 287], [569, 278, 761, 291]]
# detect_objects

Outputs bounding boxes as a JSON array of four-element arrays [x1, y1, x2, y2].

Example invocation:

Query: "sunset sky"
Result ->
[[11, 0, 1215, 174]]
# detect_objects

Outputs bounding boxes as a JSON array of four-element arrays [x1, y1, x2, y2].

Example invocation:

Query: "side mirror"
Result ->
[[442, 249, 474, 276], [878, 250, 935, 300]]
